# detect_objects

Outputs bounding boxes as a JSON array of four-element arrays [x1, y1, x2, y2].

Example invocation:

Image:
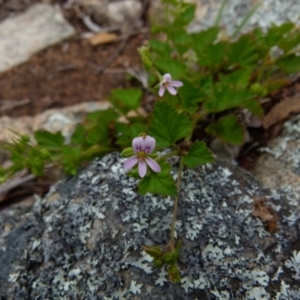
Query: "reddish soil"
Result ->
[[0, 0, 148, 117]]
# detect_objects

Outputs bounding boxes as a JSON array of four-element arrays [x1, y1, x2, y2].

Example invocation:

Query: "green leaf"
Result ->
[[227, 34, 258, 66], [168, 264, 181, 283], [155, 58, 187, 78], [138, 161, 177, 197], [34, 131, 64, 149], [264, 23, 294, 48], [242, 98, 263, 118], [196, 41, 227, 68], [206, 115, 244, 144], [138, 46, 153, 71], [153, 258, 164, 268], [86, 108, 118, 144], [220, 67, 253, 89], [262, 79, 287, 94], [149, 39, 171, 55], [180, 81, 206, 113], [149, 102, 192, 148], [71, 124, 85, 144], [277, 55, 300, 73], [182, 141, 214, 168], [278, 30, 300, 52], [203, 84, 254, 113], [142, 245, 162, 258], [177, 2, 196, 25], [162, 251, 177, 265], [111, 88, 142, 111], [115, 122, 148, 148], [169, 28, 192, 55], [191, 27, 219, 52]]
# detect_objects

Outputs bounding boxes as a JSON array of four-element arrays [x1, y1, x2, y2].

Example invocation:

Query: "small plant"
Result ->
[[1, 0, 300, 283]]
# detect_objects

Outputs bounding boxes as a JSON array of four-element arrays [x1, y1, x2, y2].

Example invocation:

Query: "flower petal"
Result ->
[[144, 136, 156, 153], [166, 85, 177, 95], [145, 157, 161, 173], [138, 160, 147, 177], [171, 80, 183, 87], [158, 86, 165, 97], [163, 73, 172, 82], [132, 136, 144, 152], [124, 155, 139, 170]]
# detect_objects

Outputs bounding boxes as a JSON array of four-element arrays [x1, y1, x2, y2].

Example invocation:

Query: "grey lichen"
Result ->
[[0, 152, 300, 299]]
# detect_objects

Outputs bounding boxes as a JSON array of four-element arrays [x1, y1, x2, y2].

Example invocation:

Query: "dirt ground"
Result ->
[[0, 0, 148, 117]]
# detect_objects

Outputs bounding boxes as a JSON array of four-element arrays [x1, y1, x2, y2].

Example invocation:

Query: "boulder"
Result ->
[[0, 152, 300, 299]]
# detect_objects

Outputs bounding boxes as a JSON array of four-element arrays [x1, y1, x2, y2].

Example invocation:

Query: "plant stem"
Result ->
[[170, 157, 184, 247], [156, 150, 178, 161]]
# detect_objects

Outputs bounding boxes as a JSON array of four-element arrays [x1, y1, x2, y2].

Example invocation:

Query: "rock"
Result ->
[[150, 0, 300, 34], [252, 115, 300, 206], [0, 4, 75, 73], [0, 101, 110, 143], [1, 152, 300, 299]]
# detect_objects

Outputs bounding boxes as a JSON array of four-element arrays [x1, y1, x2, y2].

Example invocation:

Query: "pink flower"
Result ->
[[123, 136, 161, 178], [159, 73, 183, 97]]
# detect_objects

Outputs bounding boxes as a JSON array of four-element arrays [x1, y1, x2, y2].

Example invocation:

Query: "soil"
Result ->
[[0, 0, 148, 117]]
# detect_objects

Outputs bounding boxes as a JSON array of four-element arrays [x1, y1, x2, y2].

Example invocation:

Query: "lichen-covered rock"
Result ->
[[0, 153, 300, 299], [253, 115, 300, 206]]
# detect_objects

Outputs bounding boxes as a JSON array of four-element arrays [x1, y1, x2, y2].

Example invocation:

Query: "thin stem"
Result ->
[[170, 157, 184, 247], [156, 150, 179, 161], [184, 110, 207, 142], [214, 0, 228, 27], [232, 2, 260, 38]]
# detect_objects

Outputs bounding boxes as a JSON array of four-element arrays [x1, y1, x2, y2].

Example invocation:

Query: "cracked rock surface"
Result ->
[[0, 153, 300, 299]]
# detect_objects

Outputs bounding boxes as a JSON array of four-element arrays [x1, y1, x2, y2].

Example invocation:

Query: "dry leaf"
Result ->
[[252, 197, 278, 233], [89, 32, 119, 46], [263, 95, 300, 129]]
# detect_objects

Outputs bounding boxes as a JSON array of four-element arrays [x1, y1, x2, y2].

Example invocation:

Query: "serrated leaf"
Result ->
[[115, 122, 148, 147], [169, 28, 192, 55], [34, 131, 64, 149], [191, 27, 219, 52], [180, 81, 206, 113], [149, 39, 171, 55], [182, 141, 214, 168], [242, 98, 263, 118], [71, 124, 85, 144], [278, 30, 300, 52], [220, 67, 253, 89], [277, 55, 300, 73], [227, 34, 258, 66], [155, 58, 187, 78], [111, 88, 142, 111], [86, 108, 118, 144], [177, 2, 196, 25], [264, 23, 294, 48], [206, 115, 244, 144], [197, 41, 227, 68], [203, 84, 253, 113], [149, 102, 192, 148], [138, 161, 177, 197]]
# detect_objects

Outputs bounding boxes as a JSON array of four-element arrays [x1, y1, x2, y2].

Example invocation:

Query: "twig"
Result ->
[[0, 171, 36, 202], [0, 99, 30, 111]]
